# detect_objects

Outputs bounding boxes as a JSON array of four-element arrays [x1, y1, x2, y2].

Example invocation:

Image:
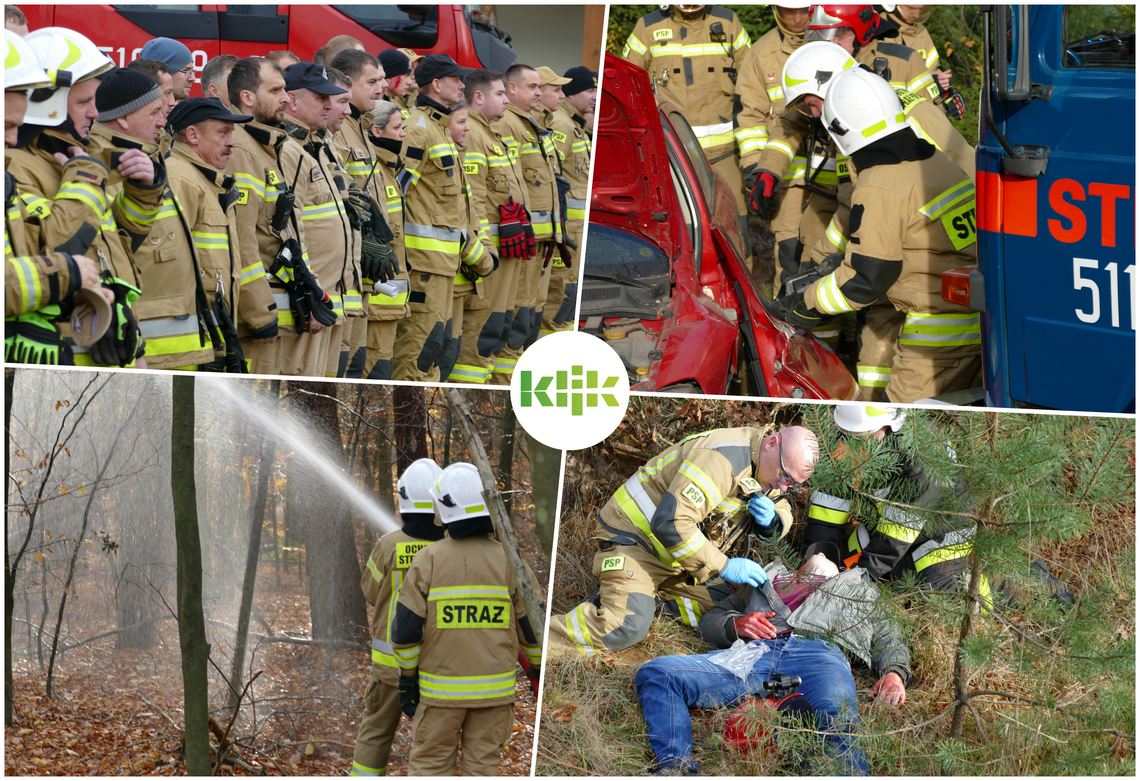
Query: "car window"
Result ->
[[1063, 5, 1134, 68], [665, 110, 718, 209], [334, 5, 440, 48], [582, 224, 671, 281]]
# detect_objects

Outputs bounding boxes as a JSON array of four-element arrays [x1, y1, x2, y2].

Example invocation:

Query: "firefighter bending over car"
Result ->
[[549, 425, 819, 657]]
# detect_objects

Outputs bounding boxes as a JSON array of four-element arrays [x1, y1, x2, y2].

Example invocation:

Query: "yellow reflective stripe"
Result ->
[[156, 197, 178, 220], [856, 365, 891, 387], [898, 312, 981, 346], [649, 43, 743, 57], [674, 596, 701, 628], [115, 190, 160, 225], [405, 235, 460, 253], [367, 554, 382, 583], [814, 273, 855, 316], [877, 519, 922, 544], [239, 262, 265, 285], [624, 33, 648, 56], [428, 585, 510, 600], [369, 289, 410, 306], [766, 138, 795, 160], [642, 450, 679, 477], [733, 29, 750, 50], [566, 605, 596, 657], [448, 363, 490, 383], [914, 541, 972, 572], [393, 644, 421, 669], [427, 142, 458, 159], [908, 71, 935, 94], [613, 484, 676, 566], [696, 130, 735, 149], [677, 460, 722, 507], [520, 643, 542, 665], [351, 760, 385, 776], [191, 231, 229, 250], [20, 193, 52, 219], [420, 670, 516, 700], [919, 179, 974, 219], [56, 181, 108, 213], [825, 216, 848, 251], [766, 85, 783, 101], [713, 495, 743, 514], [301, 200, 342, 220], [11, 255, 44, 311], [666, 530, 706, 562], [808, 504, 850, 525]]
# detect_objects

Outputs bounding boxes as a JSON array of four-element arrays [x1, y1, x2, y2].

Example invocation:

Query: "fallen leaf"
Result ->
[[18, 728, 33, 736], [548, 705, 578, 723], [305, 742, 315, 756]]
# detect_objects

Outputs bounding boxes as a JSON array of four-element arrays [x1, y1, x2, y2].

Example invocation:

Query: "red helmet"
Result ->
[[805, 5, 880, 45], [724, 694, 815, 754]]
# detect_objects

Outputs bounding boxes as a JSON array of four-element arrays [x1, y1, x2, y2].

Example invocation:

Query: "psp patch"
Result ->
[[464, 162, 479, 175], [681, 483, 706, 507], [600, 556, 625, 573], [236, 189, 249, 205], [395, 541, 432, 569], [738, 477, 762, 493], [436, 599, 511, 629], [654, 28, 674, 40]]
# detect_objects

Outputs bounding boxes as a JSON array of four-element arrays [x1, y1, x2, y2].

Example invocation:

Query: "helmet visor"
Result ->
[[804, 26, 848, 42]]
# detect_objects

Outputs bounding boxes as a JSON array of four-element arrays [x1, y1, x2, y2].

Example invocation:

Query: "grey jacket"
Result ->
[[699, 562, 912, 685]]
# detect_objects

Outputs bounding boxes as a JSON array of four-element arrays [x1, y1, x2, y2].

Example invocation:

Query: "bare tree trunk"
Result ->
[[445, 390, 545, 640], [5, 367, 15, 725], [171, 375, 211, 776], [230, 379, 279, 711], [527, 432, 561, 566], [393, 385, 427, 474], [497, 403, 516, 517], [374, 400, 394, 515]]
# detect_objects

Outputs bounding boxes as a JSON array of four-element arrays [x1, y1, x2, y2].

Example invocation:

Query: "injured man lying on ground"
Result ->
[[634, 544, 910, 775]]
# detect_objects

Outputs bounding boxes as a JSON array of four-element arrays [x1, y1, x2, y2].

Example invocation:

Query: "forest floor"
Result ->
[[6, 556, 540, 776]]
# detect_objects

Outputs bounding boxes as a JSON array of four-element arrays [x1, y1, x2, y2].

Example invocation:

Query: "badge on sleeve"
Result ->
[[681, 483, 706, 507], [739, 477, 762, 494]]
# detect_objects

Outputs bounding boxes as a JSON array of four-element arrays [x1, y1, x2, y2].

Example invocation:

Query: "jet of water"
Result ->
[[202, 377, 399, 534]]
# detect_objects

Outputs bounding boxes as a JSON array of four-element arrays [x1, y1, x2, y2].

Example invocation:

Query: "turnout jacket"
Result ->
[[551, 98, 591, 248], [623, 6, 750, 163], [886, 11, 942, 82], [320, 127, 365, 321], [399, 97, 468, 277], [734, 26, 805, 172], [498, 104, 561, 243], [366, 140, 411, 320], [225, 118, 290, 338], [699, 562, 912, 684], [362, 529, 438, 686], [465, 109, 530, 257], [596, 426, 793, 584], [391, 534, 542, 708]]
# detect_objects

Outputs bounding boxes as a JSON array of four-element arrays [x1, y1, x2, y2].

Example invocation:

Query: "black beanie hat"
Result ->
[[378, 48, 411, 79], [96, 68, 164, 122]]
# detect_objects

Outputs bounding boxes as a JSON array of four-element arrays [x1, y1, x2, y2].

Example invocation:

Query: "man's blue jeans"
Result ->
[[634, 635, 868, 774]]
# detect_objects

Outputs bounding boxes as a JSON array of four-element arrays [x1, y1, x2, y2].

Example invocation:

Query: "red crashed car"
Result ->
[[582, 53, 857, 400]]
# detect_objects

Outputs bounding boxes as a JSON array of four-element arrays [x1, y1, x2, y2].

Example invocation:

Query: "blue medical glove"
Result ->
[[748, 495, 776, 527], [720, 557, 769, 587]]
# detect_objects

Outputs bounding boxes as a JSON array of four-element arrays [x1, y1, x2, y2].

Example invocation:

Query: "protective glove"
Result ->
[[294, 262, 339, 329], [938, 83, 966, 121], [212, 295, 248, 374], [460, 252, 499, 285], [749, 170, 781, 220], [340, 180, 373, 232], [720, 557, 769, 587], [776, 288, 824, 331], [88, 278, 141, 367], [497, 201, 533, 259], [398, 673, 420, 718], [557, 236, 576, 267], [799, 252, 845, 278], [361, 236, 398, 284]]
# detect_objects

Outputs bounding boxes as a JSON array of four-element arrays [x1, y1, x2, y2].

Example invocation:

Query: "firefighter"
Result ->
[[392, 54, 475, 382], [538, 65, 590, 340], [549, 426, 818, 658], [882, 5, 963, 118], [777, 40, 975, 398], [776, 67, 980, 403], [496, 64, 560, 381], [330, 49, 400, 378], [126, 58, 177, 118], [752, 4, 934, 288], [623, 5, 752, 250], [391, 462, 543, 776], [201, 53, 238, 107], [163, 97, 253, 372], [139, 37, 195, 102], [5, 28, 112, 364], [448, 68, 532, 385], [7, 27, 160, 369], [379, 49, 414, 120], [734, 1, 810, 285], [350, 458, 446, 777], [277, 61, 351, 376], [89, 68, 217, 371], [360, 102, 410, 381]]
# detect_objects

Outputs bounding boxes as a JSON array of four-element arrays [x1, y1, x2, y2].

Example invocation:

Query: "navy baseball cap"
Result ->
[[283, 62, 348, 95], [167, 97, 252, 132]]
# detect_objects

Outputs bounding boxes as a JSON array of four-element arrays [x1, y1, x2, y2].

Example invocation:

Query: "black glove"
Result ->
[[361, 236, 398, 284], [498, 200, 533, 259], [339, 178, 372, 232], [293, 261, 339, 329], [398, 673, 420, 718], [749, 170, 781, 220], [938, 82, 966, 121], [212, 295, 248, 373], [777, 288, 825, 331], [88, 278, 141, 367]]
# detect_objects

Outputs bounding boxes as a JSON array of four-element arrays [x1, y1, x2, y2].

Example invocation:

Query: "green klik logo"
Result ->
[[519, 366, 620, 416]]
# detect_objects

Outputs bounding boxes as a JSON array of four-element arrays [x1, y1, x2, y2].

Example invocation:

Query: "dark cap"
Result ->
[[802, 542, 844, 570], [96, 68, 164, 122], [378, 48, 411, 78], [562, 66, 598, 96], [414, 54, 473, 88], [167, 97, 252, 132], [283, 61, 349, 96]]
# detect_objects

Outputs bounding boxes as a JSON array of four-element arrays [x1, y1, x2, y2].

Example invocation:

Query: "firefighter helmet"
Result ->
[[397, 457, 443, 515], [773, 1, 812, 38], [781, 40, 857, 111], [821, 66, 907, 155], [5, 29, 53, 93], [22, 27, 114, 127], [431, 462, 490, 524], [805, 4, 880, 45], [833, 402, 907, 434]]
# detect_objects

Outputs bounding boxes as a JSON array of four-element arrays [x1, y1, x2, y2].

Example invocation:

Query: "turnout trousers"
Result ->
[[350, 669, 402, 776], [407, 702, 514, 776]]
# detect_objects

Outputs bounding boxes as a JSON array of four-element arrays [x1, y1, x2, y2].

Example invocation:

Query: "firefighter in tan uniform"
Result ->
[[91, 71, 217, 370], [496, 64, 561, 380], [623, 5, 752, 241], [164, 98, 256, 372], [393, 54, 477, 382], [777, 68, 981, 403], [350, 459, 445, 777], [540, 66, 593, 339], [448, 68, 533, 385], [550, 426, 819, 657], [361, 103, 410, 380], [225, 57, 296, 374], [392, 463, 543, 776], [884, 5, 964, 118]]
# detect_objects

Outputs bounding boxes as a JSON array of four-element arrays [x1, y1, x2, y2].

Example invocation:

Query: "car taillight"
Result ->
[[942, 266, 984, 310]]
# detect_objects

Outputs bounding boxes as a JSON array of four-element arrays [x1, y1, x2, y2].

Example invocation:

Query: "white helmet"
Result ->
[[833, 404, 907, 434], [397, 457, 442, 515], [22, 27, 114, 127], [431, 462, 489, 525], [781, 40, 857, 111], [820, 66, 906, 155], [5, 30, 52, 93], [772, 1, 812, 37]]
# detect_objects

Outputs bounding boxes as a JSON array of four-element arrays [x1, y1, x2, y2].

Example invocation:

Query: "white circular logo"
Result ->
[[510, 331, 630, 451]]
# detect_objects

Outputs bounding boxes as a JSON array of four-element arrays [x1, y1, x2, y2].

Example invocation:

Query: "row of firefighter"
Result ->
[[4, 21, 596, 382]]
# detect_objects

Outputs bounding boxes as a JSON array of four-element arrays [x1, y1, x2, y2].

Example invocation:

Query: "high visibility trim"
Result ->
[[368, 277, 411, 307], [919, 180, 975, 219], [115, 190, 160, 225], [648, 42, 745, 58], [428, 585, 510, 600], [881, 503, 926, 533], [240, 262, 266, 285], [448, 364, 489, 383], [766, 85, 783, 101], [427, 142, 458, 160], [614, 481, 675, 567], [899, 312, 981, 346], [825, 215, 849, 251], [420, 670, 516, 700], [300, 200, 343, 221], [674, 596, 701, 628], [367, 554, 383, 583], [20, 193, 52, 219], [520, 642, 542, 666], [393, 644, 421, 670], [677, 460, 722, 507], [713, 495, 743, 514], [877, 519, 922, 544], [350, 760, 384, 776], [11, 256, 44, 312], [642, 450, 679, 477], [344, 289, 363, 310], [155, 197, 179, 220], [56, 181, 108, 214], [234, 173, 266, 198], [192, 231, 229, 250], [814, 273, 855, 315], [856, 365, 891, 387], [666, 531, 706, 563], [924, 48, 939, 68], [808, 504, 850, 525], [733, 29, 750, 50], [766, 138, 796, 160], [907, 72, 935, 94], [566, 605, 595, 656], [691, 121, 733, 139], [914, 540, 972, 572], [271, 293, 296, 326], [625, 33, 648, 56]]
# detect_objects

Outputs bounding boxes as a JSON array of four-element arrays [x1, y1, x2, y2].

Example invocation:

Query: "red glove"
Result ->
[[498, 201, 535, 259], [749, 171, 781, 220], [733, 611, 778, 641]]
